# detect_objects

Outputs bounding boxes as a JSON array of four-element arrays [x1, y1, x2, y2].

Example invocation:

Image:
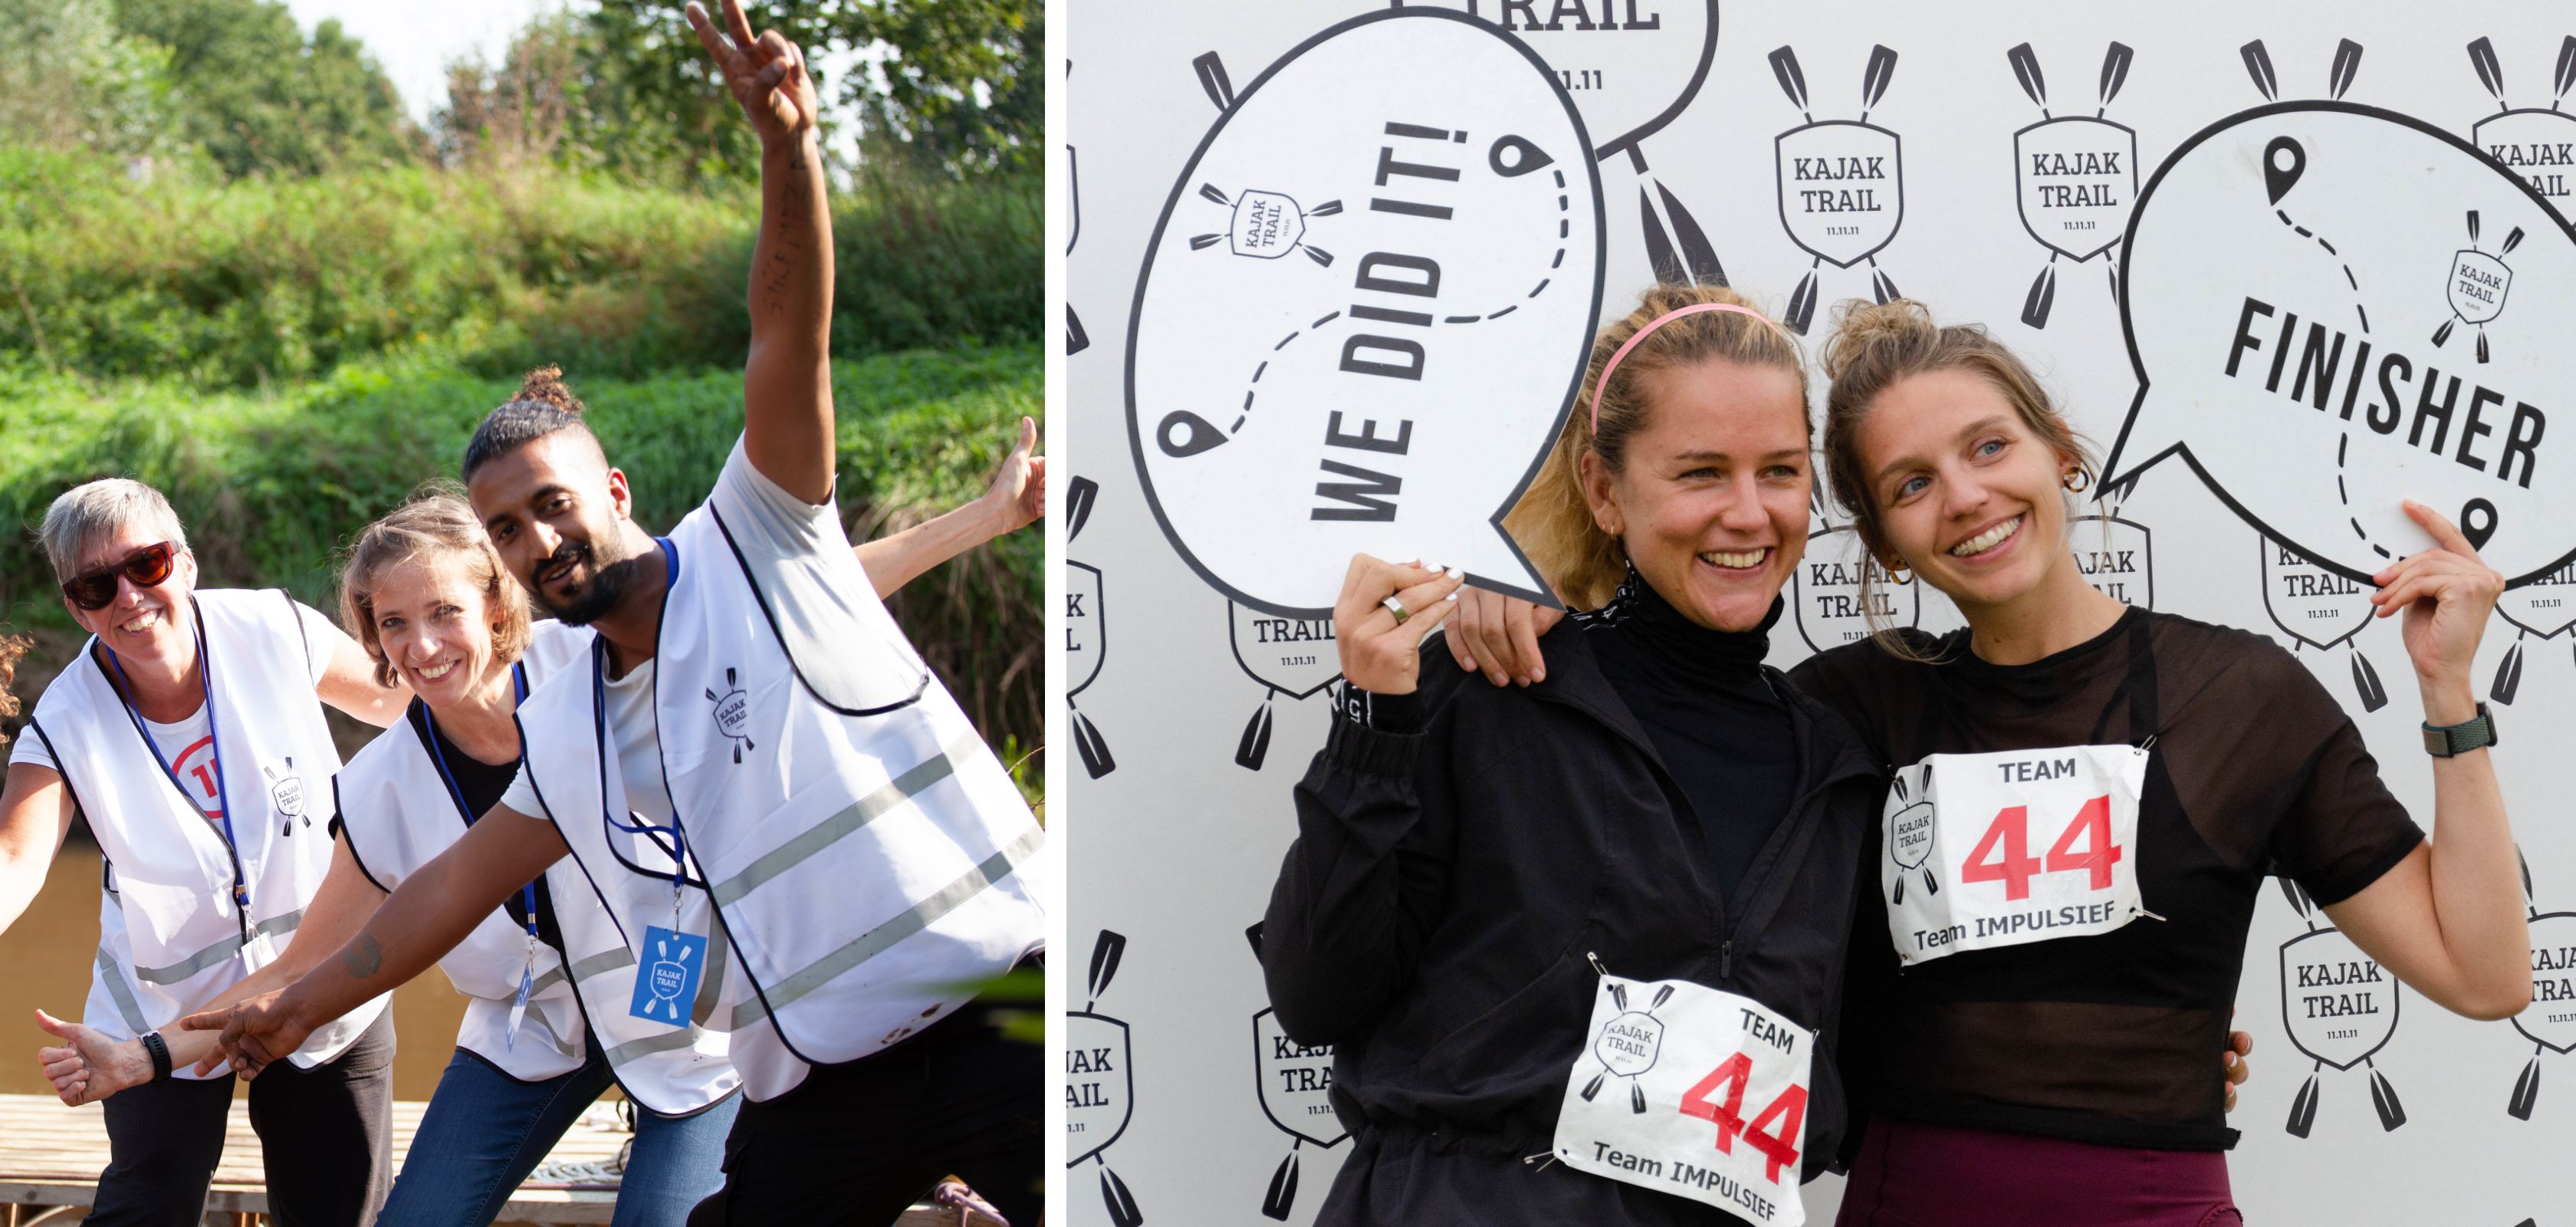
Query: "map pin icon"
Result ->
[[2262, 137, 2305, 206], [2460, 498, 2497, 551]]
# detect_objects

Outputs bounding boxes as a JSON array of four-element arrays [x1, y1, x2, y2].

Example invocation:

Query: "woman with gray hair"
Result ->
[[0, 476, 409, 1227]]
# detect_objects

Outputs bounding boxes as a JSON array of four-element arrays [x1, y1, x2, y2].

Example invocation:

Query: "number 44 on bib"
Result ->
[[1883, 745, 2150, 966]]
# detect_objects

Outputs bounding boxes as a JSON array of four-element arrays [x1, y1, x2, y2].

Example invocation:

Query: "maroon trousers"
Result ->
[[1835, 1115, 2242, 1227]]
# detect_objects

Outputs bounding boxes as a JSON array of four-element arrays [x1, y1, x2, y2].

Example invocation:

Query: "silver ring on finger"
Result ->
[[1382, 594, 1411, 625]]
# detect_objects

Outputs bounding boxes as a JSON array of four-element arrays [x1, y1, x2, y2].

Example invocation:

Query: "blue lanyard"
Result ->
[[419, 663, 539, 937], [593, 541, 698, 893], [107, 610, 248, 916]]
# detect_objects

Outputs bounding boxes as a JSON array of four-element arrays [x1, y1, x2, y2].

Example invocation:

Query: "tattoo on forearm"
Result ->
[[341, 934, 383, 980]]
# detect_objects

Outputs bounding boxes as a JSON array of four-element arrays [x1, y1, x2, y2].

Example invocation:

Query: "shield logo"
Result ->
[[2069, 515, 2153, 609], [1066, 1011, 1137, 1163], [2279, 927, 2401, 1072], [2513, 912, 2576, 1058], [1253, 1008, 1349, 1149], [2448, 248, 2513, 325], [1229, 190, 1308, 258], [1068, 562, 1109, 698], [1791, 525, 1914, 654], [1775, 120, 1904, 268], [2472, 108, 2576, 225], [2496, 556, 2576, 639], [2013, 117, 2136, 263], [1230, 602, 1342, 700], [2259, 538, 2372, 650]]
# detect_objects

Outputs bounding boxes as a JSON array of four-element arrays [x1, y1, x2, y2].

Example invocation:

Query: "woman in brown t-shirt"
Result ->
[[1789, 299, 2531, 1225]]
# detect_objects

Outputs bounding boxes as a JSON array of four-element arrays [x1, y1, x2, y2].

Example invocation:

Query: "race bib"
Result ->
[[628, 926, 707, 1025], [1553, 969, 1812, 1225], [1884, 744, 2150, 966]]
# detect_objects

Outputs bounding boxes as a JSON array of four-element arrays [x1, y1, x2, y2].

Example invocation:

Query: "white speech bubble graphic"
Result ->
[[2106, 101, 2576, 587], [1393, 0, 1718, 163], [1126, 8, 1605, 617]]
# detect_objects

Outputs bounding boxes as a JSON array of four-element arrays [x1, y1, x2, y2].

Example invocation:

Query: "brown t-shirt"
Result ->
[[1789, 607, 2424, 1150]]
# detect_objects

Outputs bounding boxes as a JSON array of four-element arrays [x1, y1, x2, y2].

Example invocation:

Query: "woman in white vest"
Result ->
[[40, 409, 1043, 1225], [0, 477, 409, 1227], [182, 5, 1052, 1223]]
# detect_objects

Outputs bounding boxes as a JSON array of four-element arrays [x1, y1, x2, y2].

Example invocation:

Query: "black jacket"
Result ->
[[1261, 630, 1881, 1225]]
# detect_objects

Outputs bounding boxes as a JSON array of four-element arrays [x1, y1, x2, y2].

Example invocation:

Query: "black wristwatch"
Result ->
[[140, 1030, 173, 1083], [2422, 703, 2499, 757]]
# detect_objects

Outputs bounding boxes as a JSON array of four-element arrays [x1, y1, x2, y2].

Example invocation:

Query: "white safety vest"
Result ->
[[25, 589, 388, 1075], [338, 620, 741, 1108], [333, 678, 583, 1079], [515, 492, 1053, 1101]]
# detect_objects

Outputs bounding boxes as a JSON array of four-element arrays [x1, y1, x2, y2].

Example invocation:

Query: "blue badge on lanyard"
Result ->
[[423, 662, 546, 1049], [630, 926, 708, 1024], [110, 608, 258, 956], [589, 614, 710, 1029]]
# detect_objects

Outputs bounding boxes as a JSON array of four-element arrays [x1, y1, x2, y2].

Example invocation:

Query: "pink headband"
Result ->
[[1587, 301, 1798, 435]]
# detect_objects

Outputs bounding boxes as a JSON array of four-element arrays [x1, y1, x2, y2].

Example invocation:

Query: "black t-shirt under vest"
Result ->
[[1790, 607, 2423, 1150]]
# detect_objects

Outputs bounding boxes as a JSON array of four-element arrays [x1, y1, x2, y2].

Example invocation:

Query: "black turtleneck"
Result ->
[[1576, 571, 1796, 899]]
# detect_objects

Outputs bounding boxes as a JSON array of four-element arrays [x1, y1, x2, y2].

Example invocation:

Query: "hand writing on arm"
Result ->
[[686, 0, 837, 505]]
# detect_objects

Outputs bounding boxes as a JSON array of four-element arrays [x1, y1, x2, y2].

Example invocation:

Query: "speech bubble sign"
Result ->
[[1126, 8, 1605, 617], [1393, 0, 1718, 163], [2106, 101, 2576, 587]]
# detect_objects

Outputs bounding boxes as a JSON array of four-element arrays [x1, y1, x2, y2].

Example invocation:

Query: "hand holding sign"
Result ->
[[1127, 9, 1604, 617], [2108, 103, 2576, 587], [2369, 500, 2505, 704], [1335, 554, 1464, 696]]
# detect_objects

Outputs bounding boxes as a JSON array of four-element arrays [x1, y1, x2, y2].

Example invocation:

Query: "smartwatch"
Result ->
[[2422, 703, 2498, 758], [140, 1030, 173, 1083]]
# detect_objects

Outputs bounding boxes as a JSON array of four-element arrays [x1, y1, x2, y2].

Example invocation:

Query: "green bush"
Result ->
[[0, 150, 1040, 388], [0, 345, 1044, 772]]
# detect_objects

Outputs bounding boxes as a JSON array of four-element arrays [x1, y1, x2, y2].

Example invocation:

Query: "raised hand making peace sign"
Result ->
[[685, 0, 818, 145]]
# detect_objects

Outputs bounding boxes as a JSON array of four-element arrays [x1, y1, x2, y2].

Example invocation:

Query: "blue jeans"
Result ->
[[376, 1046, 742, 1227]]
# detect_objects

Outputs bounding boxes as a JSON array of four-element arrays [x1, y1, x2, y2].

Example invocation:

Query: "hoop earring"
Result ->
[[1884, 560, 1913, 585], [2062, 469, 2092, 493]]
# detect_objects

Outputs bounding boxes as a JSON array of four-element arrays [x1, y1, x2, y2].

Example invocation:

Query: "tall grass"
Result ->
[[0, 149, 1040, 388], [0, 345, 1044, 774]]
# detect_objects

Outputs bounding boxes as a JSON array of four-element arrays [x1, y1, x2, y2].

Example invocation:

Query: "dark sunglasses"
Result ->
[[61, 541, 179, 612]]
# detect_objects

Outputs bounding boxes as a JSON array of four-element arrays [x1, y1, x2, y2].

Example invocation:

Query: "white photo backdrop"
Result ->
[[1066, 4, 2576, 1223]]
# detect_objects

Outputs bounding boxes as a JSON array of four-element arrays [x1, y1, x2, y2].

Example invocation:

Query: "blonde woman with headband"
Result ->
[[1261, 284, 1884, 1225]]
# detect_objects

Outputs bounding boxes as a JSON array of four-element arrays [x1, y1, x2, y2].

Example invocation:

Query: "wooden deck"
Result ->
[[0, 1094, 1000, 1226]]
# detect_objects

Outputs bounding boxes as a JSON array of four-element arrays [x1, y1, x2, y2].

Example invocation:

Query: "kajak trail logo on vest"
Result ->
[[1229, 601, 1341, 771], [1768, 42, 1905, 334], [2506, 852, 2576, 1121], [261, 758, 310, 837], [704, 667, 754, 764], [1067, 929, 1142, 1227], [2003, 41, 2139, 329], [2276, 877, 2406, 1138], [2463, 35, 2576, 225]]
